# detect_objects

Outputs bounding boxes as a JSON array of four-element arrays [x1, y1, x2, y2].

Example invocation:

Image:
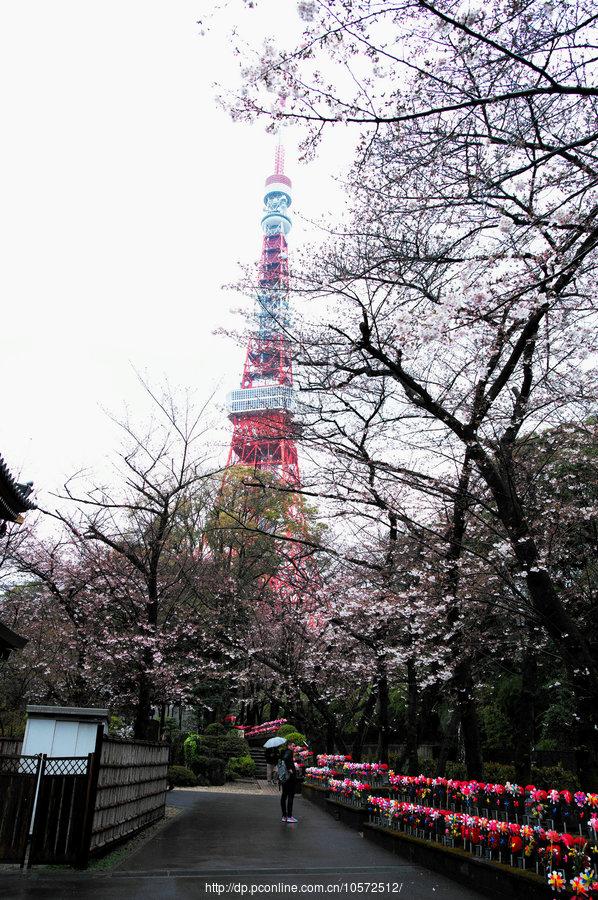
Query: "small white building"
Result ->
[[22, 705, 109, 759]]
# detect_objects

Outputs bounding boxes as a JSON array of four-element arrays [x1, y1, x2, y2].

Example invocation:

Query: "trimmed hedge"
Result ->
[[284, 731, 307, 746], [185, 731, 250, 760], [168, 765, 198, 787], [204, 722, 227, 736], [191, 754, 226, 785], [277, 724, 298, 737], [226, 755, 257, 780], [224, 731, 252, 756], [184, 730, 252, 785]]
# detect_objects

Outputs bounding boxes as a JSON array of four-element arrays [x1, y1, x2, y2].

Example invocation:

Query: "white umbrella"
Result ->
[[263, 736, 287, 748]]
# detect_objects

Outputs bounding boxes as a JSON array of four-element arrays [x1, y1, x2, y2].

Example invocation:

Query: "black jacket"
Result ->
[[264, 747, 280, 764], [282, 750, 297, 784]]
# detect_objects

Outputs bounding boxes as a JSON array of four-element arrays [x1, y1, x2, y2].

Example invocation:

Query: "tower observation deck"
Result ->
[[225, 140, 300, 488]]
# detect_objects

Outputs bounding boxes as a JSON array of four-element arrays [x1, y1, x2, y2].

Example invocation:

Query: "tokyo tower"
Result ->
[[226, 140, 300, 492], [222, 138, 320, 606]]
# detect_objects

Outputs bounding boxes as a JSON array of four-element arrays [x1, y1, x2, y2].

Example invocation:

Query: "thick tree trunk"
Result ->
[[405, 656, 419, 774], [435, 452, 480, 778], [133, 663, 153, 739], [326, 718, 336, 753], [376, 668, 390, 764], [513, 652, 536, 785], [134, 579, 159, 740], [475, 453, 598, 786], [352, 686, 376, 761], [436, 710, 459, 776], [455, 661, 484, 779], [247, 701, 257, 726]]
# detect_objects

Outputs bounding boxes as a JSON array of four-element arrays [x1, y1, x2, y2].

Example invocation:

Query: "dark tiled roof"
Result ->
[[0, 454, 35, 524], [0, 620, 28, 653]]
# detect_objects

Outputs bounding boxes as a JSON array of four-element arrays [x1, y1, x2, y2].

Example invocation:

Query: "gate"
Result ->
[[0, 755, 42, 865], [0, 737, 168, 867], [29, 755, 94, 866], [0, 754, 93, 866]]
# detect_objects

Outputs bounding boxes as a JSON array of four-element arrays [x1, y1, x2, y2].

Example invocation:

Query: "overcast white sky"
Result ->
[[0, 1, 351, 509]]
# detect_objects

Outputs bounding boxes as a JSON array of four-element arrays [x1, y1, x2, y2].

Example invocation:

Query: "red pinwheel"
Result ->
[[509, 836, 523, 853]]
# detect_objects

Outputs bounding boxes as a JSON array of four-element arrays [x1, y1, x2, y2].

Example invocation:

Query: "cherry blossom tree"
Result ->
[[221, 0, 598, 780], [0, 386, 245, 737]]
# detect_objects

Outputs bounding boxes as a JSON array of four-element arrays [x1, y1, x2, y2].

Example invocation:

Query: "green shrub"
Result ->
[[183, 733, 202, 768], [283, 731, 307, 746], [208, 758, 226, 785], [277, 724, 297, 737], [531, 764, 579, 791], [163, 716, 181, 739], [199, 735, 229, 759], [204, 722, 227, 736], [202, 733, 249, 758], [169, 731, 188, 766], [535, 738, 558, 751], [445, 760, 467, 780], [226, 755, 257, 780], [224, 731, 251, 756], [190, 754, 226, 785], [483, 761, 517, 784], [185, 730, 251, 771], [189, 753, 211, 776], [168, 765, 198, 787], [109, 714, 125, 735]]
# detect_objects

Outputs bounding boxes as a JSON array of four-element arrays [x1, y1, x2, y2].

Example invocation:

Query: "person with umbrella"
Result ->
[[278, 745, 298, 824], [263, 736, 286, 785]]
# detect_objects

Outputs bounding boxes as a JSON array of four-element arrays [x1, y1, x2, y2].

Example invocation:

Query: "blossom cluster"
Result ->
[[368, 798, 598, 895]]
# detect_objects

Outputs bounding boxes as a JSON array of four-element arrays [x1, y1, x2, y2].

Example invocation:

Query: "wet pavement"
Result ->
[[0, 789, 485, 899]]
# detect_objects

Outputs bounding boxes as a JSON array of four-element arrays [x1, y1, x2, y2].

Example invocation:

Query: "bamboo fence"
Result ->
[[0, 737, 23, 756], [89, 736, 170, 853]]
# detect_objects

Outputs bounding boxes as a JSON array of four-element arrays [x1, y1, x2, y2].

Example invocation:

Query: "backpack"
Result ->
[[277, 760, 290, 783]]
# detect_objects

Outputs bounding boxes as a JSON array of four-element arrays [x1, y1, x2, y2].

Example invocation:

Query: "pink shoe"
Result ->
[[286, 816, 298, 823], [281, 816, 287, 822]]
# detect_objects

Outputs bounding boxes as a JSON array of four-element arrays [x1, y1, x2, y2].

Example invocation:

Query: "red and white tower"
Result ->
[[226, 141, 300, 491]]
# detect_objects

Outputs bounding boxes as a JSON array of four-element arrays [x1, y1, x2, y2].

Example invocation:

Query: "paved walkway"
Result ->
[[0, 788, 485, 899]]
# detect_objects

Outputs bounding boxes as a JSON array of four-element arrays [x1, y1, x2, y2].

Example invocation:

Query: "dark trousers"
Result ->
[[281, 781, 296, 817]]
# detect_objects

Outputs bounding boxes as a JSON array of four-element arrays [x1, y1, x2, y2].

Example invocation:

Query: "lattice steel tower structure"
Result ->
[[226, 141, 300, 489]]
